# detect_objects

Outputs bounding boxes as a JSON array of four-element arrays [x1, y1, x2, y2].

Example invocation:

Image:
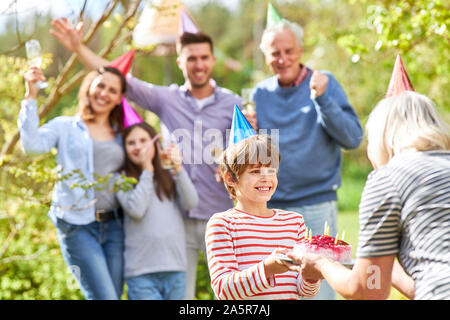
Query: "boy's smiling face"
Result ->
[[233, 165, 278, 205]]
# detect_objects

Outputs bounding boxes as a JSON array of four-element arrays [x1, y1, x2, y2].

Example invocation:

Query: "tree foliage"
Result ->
[[0, 0, 448, 299]]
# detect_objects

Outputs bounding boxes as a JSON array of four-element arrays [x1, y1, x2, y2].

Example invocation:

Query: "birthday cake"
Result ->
[[293, 234, 353, 265]]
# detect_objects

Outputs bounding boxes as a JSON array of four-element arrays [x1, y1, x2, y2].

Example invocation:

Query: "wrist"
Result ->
[[24, 92, 37, 100], [73, 43, 85, 55], [142, 163, 154, 172], [304, 278, 319, 284], [263, 259, 274, 279]]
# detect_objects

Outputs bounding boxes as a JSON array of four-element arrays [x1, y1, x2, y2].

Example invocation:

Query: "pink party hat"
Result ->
[[121, 97, 143, 128], [386, 55, 414, 97], [178, 9, 198, 35], [108, 51, 143, 128]]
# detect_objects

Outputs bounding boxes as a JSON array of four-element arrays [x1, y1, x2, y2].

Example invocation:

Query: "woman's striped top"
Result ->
[[205, 208, 320, 300], [357, 150, 450, 300]]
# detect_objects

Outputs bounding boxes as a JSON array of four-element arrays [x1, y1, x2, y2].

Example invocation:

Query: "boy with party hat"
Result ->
[[205, 106, 321, 300], [246, 2, 363, 300]]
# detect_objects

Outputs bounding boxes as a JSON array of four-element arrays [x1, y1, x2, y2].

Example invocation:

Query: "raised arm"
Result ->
[[18, 68, 59, 154], [50, 18, 109, 70], [312, 71, 363, 149]]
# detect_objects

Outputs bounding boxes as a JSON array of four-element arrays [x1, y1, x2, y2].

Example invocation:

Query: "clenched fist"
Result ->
[[309, 70, 328, 98]]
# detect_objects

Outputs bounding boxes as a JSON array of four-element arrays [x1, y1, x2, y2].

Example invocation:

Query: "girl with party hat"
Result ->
[[115, 120, 198, 300]]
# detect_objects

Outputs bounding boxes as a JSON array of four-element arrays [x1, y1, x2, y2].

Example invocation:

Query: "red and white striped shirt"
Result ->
[[205, 208, 320, 300]]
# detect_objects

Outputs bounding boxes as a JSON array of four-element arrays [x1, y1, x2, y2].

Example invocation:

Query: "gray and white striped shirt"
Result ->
[[357, 150, 450, 300]]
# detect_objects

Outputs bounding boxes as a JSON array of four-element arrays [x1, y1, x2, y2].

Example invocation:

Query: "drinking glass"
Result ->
[[25, 39, 48, 89], [159, 124, 175, 170], [160, 145, 174, 170]]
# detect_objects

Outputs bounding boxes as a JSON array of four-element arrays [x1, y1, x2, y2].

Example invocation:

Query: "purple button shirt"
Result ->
[[126, 76, 242, 220]]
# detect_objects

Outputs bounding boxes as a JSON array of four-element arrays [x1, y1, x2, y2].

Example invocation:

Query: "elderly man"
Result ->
[[249, 19, 363, 300]]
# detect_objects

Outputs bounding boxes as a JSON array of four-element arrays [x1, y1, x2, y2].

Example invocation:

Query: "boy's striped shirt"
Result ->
[[205, 208, 320, 300]]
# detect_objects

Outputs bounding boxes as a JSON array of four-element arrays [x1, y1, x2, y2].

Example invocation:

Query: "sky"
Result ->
[[0, 0, 241, 34], [0, 0, 241, 33]]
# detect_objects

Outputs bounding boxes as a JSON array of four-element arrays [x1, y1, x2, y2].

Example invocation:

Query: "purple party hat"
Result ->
[[178, 9, 198, 35]]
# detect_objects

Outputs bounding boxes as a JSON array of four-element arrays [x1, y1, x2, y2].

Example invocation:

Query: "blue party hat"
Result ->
[[228, 105, 257, 146]]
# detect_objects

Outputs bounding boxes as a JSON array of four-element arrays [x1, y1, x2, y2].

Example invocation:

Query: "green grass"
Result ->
[[337, 211, 408, 300]]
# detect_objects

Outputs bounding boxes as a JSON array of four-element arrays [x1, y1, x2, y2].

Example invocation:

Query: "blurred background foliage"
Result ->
[[0, 0, 448, 299]]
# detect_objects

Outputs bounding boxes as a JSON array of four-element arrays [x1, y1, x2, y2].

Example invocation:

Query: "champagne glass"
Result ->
[[159, 124, 175, 170], [160, 144, 174, 170], [25, 39, 48, 89], [241, 88, 255, 113]]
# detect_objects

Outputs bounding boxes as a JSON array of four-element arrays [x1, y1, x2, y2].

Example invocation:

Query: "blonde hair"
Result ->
[[219, 135, 281, 201], [366, 91, 450, 163]]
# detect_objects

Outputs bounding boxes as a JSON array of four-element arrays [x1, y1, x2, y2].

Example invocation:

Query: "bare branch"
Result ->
[[79, 0, 88, 20], [98, 0, 141, 57], [1, 0, 143, 156], [0, 246, 47, 264]]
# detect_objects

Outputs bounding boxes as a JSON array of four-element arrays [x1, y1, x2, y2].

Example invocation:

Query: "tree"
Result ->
[[0, 0, 142, 299]]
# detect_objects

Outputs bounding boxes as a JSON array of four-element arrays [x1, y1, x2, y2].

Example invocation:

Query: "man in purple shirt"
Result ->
[[51, 18, 242, 299]]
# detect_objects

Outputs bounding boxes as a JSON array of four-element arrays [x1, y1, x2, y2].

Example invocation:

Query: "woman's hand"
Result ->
[[286, 252, 325, 282], [24, 67, 46, 99], [50, 18, 84, 53]]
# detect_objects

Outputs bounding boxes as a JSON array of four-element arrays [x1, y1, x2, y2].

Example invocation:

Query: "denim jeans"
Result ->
[[126, 271, 186, 300], [184, 217, 208, 300], [284, 200, 338, 300], [55, 217, 124, 300]]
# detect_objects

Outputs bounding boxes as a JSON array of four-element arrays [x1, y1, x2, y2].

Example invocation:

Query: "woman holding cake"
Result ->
[[286, 91, 450, 300]]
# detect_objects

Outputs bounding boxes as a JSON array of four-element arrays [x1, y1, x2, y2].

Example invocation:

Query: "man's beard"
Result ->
[[188, 75, 211, 89]]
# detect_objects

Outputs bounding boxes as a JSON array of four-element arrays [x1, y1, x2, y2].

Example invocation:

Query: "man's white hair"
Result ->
[[259, 19, 304, 55]]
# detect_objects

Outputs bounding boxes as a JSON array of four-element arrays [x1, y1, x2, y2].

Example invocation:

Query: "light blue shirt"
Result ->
[[18, 99, 122, 225], [253, 70, 363, 208]]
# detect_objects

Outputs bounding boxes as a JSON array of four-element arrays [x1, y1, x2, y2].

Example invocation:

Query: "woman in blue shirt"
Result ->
[[18, 66, 127, 299]]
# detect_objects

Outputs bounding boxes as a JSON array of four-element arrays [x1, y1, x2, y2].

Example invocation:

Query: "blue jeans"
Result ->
[[55, 217, 124, 300], [126, 271, 186, 300], [284, 200, 338, 300]]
